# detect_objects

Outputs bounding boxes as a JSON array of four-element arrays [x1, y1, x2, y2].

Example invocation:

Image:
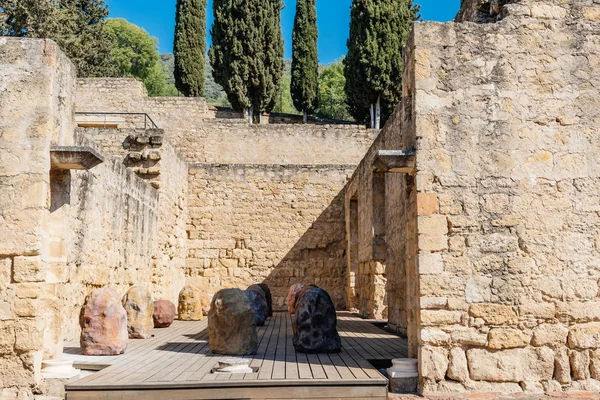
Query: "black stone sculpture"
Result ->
[[293, 287, 341, 353]]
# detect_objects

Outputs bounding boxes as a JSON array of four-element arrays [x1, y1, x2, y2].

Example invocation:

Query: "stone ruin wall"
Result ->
[[173, 119, 375, 165], [75, 78, 375, 165], [186, 164, 354, 310], [0, 37, 76, 395], [412, 0, 600, 394], [60, 131, 161, 342], [0, 39, 189, 396], [75, 78, 214, 135], [72, 127, 189, 315], [345, 0, 600, 394], [75, 77, 379, 312], [344, 58, 418, 347]]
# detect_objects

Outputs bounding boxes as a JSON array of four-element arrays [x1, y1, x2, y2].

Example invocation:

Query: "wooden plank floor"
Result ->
[[64, 312, 408, 400]]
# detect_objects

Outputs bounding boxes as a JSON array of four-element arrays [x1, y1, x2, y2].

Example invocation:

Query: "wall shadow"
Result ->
[[261, 190, 348, 311]]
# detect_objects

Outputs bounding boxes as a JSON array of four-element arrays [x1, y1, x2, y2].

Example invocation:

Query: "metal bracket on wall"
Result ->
[[372, 149, 416, 174], [50, 146, 104, 171]]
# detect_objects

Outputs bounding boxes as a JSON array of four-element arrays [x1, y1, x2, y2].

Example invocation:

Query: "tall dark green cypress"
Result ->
[[209, 0, 283, 122], [174, 0, 206, 97], [291, 0, 319, 123], [344, 0, 420, 128], [260, 0, 284, 117], [210, 0, 253, 118]]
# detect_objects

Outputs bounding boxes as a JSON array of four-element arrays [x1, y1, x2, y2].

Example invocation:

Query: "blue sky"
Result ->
[[105, 0, 460, 64]]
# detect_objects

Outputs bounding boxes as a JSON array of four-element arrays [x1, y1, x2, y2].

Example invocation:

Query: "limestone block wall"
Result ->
[[0, 40, 190, 397], [0, 38, 76, 395], [75, 77, 378, 316], [151, 134, 188, 304], [75, 78, 214, 135], [59, 131, 160, 342], [344, 96, 418, 333], [172, 120, 376, 165], [411, 0, 600, 394], [186, 164, 353, 309], [74, 78, 377, 166], [74, 127, 188, 306]]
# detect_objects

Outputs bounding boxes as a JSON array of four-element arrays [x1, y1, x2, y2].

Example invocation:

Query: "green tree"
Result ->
[[174, 0, 206, 97], [260, 0, 284, 117], [210, 0, 252, 118], [160, 53, 176, 85], [316, 60, 353, 121], [210, 0, 283, 122], [0, 0, 57, 38], [0, 0, 116, 77], [204, 57, 229, 106], [344, 0, 420, 128], [105, 18, 176, 97], [273, 73, 299, 115], [291, 0, 318, 123]]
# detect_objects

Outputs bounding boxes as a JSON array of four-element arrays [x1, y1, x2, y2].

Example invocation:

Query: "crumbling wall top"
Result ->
[[456, 0, 598, 23]]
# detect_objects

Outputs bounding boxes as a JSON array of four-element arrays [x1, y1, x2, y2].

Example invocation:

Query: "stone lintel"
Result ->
[[373, 150, 416, 174], [50, 146, 104, 171]]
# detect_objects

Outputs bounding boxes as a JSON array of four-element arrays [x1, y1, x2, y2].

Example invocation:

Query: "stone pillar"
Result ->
[[346, 198, 359, 309], [369, 172, 387, 319]]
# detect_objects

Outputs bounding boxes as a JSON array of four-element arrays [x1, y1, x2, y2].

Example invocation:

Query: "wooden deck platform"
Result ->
[[64, 312, 408, 400]]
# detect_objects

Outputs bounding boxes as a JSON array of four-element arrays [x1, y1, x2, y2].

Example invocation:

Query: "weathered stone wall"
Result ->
[[75, 77, 378, 313], [74, 78, 377, 166], [0, 38, 76, 396], [172, 120, 376, 165], [455, 0, 513, 22], [75, 78, 213, 133], [60, 131, 161, 342], [344, 93, 418, 341], [412, 0, 600, 394], [72, 128, 188, 312], [0, 40, 189, 397], [151, 133, 188, 304], [187, 164, 354, 310]]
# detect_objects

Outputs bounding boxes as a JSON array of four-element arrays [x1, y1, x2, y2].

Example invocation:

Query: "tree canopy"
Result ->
[[210, 0, 284, 121], [0, 0, 116, 77], [316, 59, 352, 121], [105, 18, 176, 97], [290, 0, 318, 122], [174, 0, 206, 97], [344, 0, 420, 128]]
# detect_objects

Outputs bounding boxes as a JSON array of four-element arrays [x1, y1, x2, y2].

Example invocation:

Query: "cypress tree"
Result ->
[[258, 0, 284, 119], [174, 0, 206, 97], [291, 0, 319, 124], [210, 0, 253, 120], [209, 0, 283, 123], [344, 0, 420, 128]]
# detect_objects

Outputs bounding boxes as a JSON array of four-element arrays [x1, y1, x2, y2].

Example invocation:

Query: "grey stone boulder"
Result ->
[[258, 283, 273, 317], [208, 288, 258, 355], [122, 286, 154, 339], [79, 288, 128, 356], [293, 287, 341, 354], [245, 287, 268, 326]]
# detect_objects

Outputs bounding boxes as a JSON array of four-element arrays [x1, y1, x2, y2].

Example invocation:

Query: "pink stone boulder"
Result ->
[[152, 300, 177, 328], [79, 288, 128, 356], [287, 284, 305, 314], [153, 300, 176, 328]]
